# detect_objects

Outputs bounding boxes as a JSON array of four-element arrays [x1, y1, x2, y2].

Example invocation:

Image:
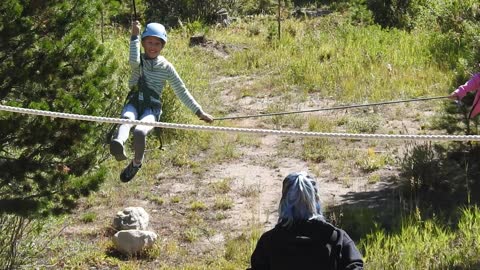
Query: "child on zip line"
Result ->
[[110, 20, 214, 182], [449, 73, 480, 118]]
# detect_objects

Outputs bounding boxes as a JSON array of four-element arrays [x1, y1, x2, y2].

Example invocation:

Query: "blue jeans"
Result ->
[[114, 104, 162, 163]]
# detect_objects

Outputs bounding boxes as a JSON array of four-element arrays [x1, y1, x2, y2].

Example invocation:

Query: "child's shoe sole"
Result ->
[[120, 161, 141, 182]]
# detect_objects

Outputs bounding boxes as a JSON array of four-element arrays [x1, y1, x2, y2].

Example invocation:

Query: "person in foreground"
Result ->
[[248, 172, 364, 270], [110, 21, 213, 182]]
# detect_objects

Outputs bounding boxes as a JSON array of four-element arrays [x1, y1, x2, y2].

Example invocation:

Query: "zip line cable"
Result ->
[[1, 104, 480, 142], [214, 96, 450, 120], [132, 0, 137, 20]]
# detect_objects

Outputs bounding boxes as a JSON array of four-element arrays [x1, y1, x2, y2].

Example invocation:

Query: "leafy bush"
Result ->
[[365, 0, 425, 30], [238, 0, 286, 15], [400, 143, 441, 192], [399, 141, 480, 216], [144, 0, 295, 26], [422, 0, 480, 70], [345, 115, 380, 134]]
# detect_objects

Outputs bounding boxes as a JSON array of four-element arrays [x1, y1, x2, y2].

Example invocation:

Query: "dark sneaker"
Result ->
[[110, 139, 127, 161], [120, 161, 141, 182]]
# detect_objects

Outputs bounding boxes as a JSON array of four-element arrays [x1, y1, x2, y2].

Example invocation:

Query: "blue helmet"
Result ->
[[142, 23, 167, 43]]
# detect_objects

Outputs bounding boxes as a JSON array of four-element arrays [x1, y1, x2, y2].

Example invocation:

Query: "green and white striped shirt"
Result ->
[[129, 37, 202, 114]]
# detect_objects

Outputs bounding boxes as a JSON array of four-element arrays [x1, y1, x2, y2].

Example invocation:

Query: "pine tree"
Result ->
[[0, 0, 120, 216]]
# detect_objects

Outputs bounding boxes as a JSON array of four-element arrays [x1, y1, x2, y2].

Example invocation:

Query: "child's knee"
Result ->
[[133, 128, 148, 139], [122, 112, 136, 120]]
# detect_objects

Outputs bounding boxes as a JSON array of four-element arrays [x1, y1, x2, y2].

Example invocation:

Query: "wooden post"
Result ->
[[277, 0, 281, 40]]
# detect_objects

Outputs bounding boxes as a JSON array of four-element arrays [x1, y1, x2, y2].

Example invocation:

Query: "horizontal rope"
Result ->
[[215, 96, 450, 120], [1, 104, 479, 141]]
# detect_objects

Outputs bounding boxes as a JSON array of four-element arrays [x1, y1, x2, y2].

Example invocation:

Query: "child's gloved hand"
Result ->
[[196, 110, 214, 123], [132, 20, 141, 36]]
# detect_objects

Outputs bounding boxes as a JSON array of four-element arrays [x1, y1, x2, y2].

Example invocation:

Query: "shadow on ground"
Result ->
[[325, 143, 480, 242]]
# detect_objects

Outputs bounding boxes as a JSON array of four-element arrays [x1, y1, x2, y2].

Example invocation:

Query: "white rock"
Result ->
[[113, 207, 149, 230], [113, 230, 158, 255]]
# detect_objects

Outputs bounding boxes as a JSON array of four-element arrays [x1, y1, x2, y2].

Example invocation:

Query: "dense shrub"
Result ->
[[144, 0, 295, 27], [145, 0, 231, 27], [0, 0, 119, 216]]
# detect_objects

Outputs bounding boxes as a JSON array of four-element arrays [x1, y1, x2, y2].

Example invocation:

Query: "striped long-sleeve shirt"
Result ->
[[128, 37, 203, 114]]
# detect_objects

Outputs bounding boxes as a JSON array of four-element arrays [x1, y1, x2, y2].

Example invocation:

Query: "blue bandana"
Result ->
[[278, 172, 323, 227]]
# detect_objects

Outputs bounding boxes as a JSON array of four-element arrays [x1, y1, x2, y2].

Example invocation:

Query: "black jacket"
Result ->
[[248, 219, 364, 270]]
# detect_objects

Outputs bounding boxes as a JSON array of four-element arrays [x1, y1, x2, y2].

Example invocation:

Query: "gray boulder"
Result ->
[[113, 207, 149, 230]]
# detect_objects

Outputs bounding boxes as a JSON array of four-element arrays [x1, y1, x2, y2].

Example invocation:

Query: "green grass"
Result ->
[[355, 148, 392, 173], [147, 195, 165, 205], [189, 201, 207, 211], [363, 206, 480, 269], [210, 178, 233, 194], [210, 16, 453, 103], [213, 196, 234, 210], [80, 212, 97, 223], [15, 8, 478, 270]]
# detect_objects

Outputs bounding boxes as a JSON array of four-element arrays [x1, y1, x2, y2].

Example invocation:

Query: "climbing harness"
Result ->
[[2, 104, 480, 142], [214, 96, 450, 120], [127, 58, 162, 116]]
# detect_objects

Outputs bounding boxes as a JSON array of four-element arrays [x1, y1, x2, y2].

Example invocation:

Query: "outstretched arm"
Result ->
[[449, 73, 480, 100]]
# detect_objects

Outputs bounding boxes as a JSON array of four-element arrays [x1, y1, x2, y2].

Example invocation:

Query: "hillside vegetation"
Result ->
[[1, 0, 480, 269]]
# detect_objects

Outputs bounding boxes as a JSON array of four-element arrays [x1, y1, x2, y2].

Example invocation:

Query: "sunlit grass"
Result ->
[[213, 196, 234, 210], [27, 9, 473, 270], [363, 206, 480, 269], [210, 178, 233, 194], [210, 16, 454, 103], [80, 212, 97, 223], [355, 148, 393, 173]]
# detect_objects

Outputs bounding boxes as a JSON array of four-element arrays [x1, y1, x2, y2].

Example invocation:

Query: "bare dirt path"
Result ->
[[204, 75, 413, 233], [205, 133, 387, 231]]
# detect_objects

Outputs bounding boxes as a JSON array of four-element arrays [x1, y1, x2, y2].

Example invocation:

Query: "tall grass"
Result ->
[[363, 206, 480, 269], [210, 15, 454, 103]]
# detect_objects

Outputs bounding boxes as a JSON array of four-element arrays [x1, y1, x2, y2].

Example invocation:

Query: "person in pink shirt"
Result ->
[[449, 73, 480, 118]]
